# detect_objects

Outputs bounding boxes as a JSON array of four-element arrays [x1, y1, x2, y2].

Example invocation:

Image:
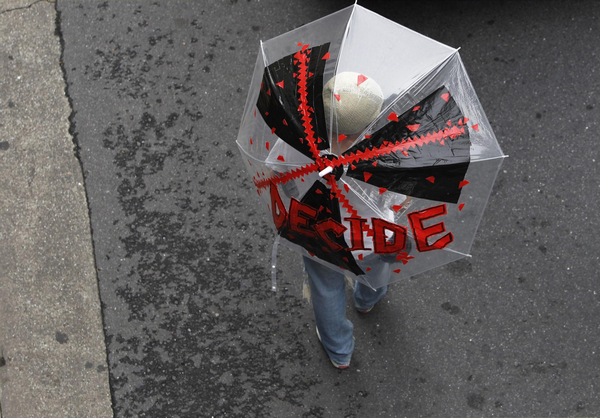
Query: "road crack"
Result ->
[[0, 0, 55, 16]]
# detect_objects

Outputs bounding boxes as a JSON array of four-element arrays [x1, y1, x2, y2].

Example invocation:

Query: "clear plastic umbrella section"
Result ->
[[237, 4, 506, 289]]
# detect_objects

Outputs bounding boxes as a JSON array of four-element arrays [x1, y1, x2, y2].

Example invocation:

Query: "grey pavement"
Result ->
[[2, 0, 600, 417], [0, 1, 112, 417]]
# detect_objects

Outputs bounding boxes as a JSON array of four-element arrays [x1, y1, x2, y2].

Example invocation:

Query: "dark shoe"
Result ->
[[357, 305, 375, 314]]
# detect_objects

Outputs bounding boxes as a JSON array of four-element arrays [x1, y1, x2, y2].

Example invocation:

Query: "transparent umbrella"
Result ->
[[236, 4, 506, 289]]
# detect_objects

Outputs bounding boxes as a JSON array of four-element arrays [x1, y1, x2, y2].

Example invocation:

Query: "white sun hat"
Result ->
[[323, 71, 384, 135]]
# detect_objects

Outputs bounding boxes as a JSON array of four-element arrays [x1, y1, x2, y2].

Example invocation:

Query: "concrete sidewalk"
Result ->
[[0, 1, 112, 417]]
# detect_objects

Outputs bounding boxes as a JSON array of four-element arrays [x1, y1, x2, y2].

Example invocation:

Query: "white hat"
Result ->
[[323, 71, 384, 135]]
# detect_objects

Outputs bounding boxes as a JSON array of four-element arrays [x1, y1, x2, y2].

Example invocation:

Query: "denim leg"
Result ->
[[354, 258, 389, 311], [353, 282, 387, 311], [303, 256, 354, 365]]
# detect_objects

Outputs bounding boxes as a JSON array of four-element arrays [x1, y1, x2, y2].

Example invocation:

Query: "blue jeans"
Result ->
[[303, 256, 388, 365]]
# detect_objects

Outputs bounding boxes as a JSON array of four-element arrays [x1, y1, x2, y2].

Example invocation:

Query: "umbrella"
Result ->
[[236, 4, 506, 289]]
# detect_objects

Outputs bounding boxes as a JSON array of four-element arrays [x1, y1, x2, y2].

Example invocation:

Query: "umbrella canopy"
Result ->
[[237, 4, 505, 289]]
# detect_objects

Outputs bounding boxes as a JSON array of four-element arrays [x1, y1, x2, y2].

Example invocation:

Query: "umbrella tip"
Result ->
[[319, 166, 334, 177]]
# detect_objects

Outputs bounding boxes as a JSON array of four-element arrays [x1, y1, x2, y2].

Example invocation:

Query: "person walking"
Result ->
[[302, 72, 410, 369]]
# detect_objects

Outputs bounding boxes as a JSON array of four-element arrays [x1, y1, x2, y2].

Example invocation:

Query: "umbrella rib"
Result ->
[[469, 154, 509, 163], [327, 3, 357, 149], [438, 247, 471, 258]]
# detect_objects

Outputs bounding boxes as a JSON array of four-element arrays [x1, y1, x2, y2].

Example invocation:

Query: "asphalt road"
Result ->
[[56, 0, 599, 416]]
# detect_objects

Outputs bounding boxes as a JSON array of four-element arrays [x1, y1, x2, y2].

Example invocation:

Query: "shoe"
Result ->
[[315, 327, 350, 370], [357, 305, 375, 314]]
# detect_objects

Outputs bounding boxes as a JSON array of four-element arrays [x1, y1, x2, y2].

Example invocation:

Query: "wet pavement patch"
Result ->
[[55, 331, 69, 344]]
